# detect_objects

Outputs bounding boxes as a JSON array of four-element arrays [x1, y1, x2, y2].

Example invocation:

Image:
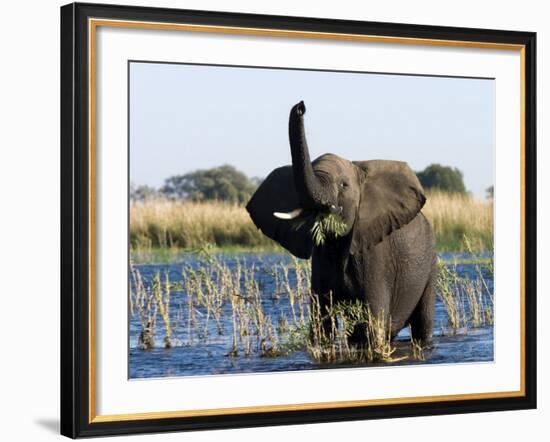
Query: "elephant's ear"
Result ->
[[353, 160, 426, 249], [246, 166, 313, 259]]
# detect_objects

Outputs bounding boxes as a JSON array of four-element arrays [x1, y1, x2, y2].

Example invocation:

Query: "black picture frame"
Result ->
[[60, 2, 537, 438]]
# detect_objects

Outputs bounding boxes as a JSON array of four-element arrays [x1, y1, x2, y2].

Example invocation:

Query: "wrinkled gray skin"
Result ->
[[246, 101, 437, 344]]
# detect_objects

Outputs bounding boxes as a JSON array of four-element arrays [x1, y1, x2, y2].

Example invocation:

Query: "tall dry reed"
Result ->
[[130, 245, 493, 364], [130, 199, 274, 250], [130, 193, 493, 253], [435, 236, 494, 333], [423, 191, 493, 251]]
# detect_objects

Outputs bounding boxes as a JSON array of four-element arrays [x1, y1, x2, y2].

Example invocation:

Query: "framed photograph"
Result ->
[[60, 2, 537, 438]]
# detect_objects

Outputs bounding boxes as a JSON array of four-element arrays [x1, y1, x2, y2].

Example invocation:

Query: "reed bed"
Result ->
[[436, 237, 494, 333], [130, 240, 493, 364], [130, 265, 157, 350], [423, 191, 493, 252], [130, 192, 493, 253], [307, 297, 406, 364], [130, 199, 273, 250]]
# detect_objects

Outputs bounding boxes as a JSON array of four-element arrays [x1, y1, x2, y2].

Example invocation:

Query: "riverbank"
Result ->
[[130, 247, 493, 265]]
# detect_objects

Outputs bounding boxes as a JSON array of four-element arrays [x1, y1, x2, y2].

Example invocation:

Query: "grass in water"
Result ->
[[307, 297, 406, 364], [436, 235, 494, 333], [409, 325, 426, 361], [130, 265, 157, 350], [129, 236, 493, 365]]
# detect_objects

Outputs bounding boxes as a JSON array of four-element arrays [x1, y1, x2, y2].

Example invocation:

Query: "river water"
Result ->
[[129, 252, 493, 379]]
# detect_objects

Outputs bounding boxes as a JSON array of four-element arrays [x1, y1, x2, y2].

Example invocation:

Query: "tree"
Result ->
[[486, 185, 494, 199], [161, 165, 258, 204], [416, 164, 466, 194], [130, 183, 160, 202]]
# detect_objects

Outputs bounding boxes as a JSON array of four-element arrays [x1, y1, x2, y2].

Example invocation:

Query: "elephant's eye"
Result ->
[[340, 181, 349, 189]]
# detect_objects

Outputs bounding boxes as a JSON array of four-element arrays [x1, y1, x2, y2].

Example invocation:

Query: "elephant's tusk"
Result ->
[[273, 208, 303, 220]]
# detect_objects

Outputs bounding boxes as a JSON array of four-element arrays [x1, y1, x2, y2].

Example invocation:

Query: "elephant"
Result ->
[[246, 101, 437, 346]]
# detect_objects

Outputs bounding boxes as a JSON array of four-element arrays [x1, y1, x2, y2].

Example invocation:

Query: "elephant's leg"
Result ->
[[309, 291, 336, 343], [348, 322, 368, 347], [409, 276, 436, 346], [349, 286, 392, 348]]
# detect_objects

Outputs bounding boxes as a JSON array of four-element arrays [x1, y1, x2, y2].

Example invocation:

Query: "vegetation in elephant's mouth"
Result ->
[[293, 211, 348, 246]]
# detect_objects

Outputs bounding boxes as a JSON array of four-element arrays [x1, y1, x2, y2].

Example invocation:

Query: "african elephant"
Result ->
[[246, 101, 437, 345]]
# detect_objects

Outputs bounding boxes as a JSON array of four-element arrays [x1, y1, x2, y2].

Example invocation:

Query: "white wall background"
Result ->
[[0, 0, 546, 440]]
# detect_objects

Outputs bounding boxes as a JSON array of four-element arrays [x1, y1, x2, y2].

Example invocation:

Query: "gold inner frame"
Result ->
[[87, 18, 527, 424]]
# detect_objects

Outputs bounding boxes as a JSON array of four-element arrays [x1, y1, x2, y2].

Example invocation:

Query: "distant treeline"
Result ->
[[131, 165, 262, 204], [131, 163, 493, 204]]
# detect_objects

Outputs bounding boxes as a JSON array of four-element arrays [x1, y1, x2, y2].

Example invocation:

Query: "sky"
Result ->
[[130, 62, 494, 198]]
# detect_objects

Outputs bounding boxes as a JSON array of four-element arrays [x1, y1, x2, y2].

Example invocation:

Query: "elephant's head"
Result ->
[[246, 101, 426, 259]]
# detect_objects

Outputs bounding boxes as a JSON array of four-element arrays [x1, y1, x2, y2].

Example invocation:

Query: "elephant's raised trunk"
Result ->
[[289, 101, 326, 208]]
